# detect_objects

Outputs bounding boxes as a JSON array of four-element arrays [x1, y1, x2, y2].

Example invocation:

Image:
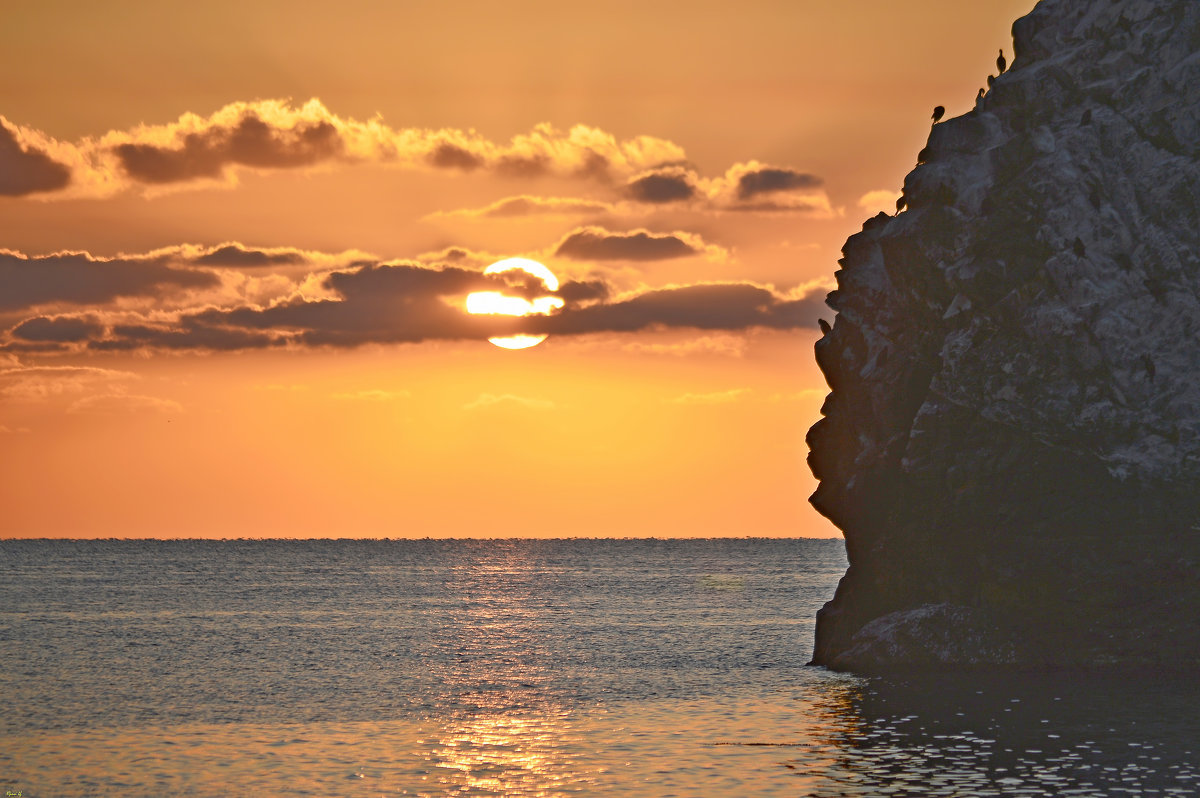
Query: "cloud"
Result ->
[[0, 249, 218, 313], [430, 195, 611, 219], [857, 188, 900, 215], [10, 315, 105, 343], [191, 243, 307, 267], [622, 334, 748, 357], [462, 393, 555, 411], [535, 282, 827, 335], [0, 239, 829, 353], [697, 161, 834, 215], [667, 388, 752, 404], [734, 166, 822, 200], [0, 424, 32, 434], [0, 117, 72, 196], [177, 261, 516, 348], [332, 389, 410, 401], [113, 112, 342, 184], [557, 279, 610, 303], [615, 161, 834, 215], [67, 393, 183, 415], [428, 142, 485, 171], [767, 389, 827, 402], [0, 365, 138, 400], [2, 101, 841, 219], [90, 322, 281, 352], [625, 167, 697, 203], [6, 99, 688, 198], [555, 226, 719, 261]]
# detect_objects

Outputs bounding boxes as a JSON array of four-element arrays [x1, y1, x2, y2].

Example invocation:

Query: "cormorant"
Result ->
[[932, 105, 945, 123], [896, 195, 907, 214], [977, 88, 985, 100], [987, 74, 996, 90], [997, 48, 1007, 75]]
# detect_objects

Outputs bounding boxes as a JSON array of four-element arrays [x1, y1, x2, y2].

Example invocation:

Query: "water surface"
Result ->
[[1, 539, 1196, 796]]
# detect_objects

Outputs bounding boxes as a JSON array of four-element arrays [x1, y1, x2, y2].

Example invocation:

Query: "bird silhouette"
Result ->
[[987, 74, 996, 90], [997, 48, 1007, 75], [818, 318, 832, 335], [895, 195, 907, 214], [932, 105, 945, 123]]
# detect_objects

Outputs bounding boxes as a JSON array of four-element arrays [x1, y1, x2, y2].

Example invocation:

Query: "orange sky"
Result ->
[[0, 0, 1034, 538]]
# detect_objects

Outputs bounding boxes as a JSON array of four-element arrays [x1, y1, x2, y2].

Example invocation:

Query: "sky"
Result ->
[[0, 0, 1035, 538]]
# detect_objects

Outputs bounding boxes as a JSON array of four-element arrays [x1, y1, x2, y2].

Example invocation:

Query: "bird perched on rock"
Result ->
[[818, 318, 832, 335], [987, 74, 996, 90], [932, 105, 945, 123], [895, 195, 907, 214], [997, 48, 1007, 75]]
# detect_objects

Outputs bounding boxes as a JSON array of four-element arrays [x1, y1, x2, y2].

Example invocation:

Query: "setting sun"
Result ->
[[467, 258, 565, 349]]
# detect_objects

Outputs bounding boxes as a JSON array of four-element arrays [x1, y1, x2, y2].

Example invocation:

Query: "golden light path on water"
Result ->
[[466, 258, 564, 349]]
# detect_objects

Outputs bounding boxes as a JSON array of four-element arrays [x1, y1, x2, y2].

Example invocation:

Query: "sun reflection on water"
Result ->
[[424, 709, 597, 796]]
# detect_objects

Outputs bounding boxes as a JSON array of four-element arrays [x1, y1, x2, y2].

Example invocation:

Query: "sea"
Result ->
[[1, 538, 1198, 797]]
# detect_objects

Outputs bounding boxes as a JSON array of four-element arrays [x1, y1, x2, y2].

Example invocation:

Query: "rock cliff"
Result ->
[[808, 0, 1200, 671]]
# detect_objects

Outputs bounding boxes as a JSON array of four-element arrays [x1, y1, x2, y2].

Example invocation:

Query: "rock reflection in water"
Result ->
[[786, 671, 1200, 797]]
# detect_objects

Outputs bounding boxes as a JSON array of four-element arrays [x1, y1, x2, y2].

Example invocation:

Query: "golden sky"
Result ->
[[0, 0, 1034, 538]]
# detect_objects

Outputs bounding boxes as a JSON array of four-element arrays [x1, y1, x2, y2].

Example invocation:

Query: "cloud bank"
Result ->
[[0, 241, 828, 354], [2, 99, 688, 198]]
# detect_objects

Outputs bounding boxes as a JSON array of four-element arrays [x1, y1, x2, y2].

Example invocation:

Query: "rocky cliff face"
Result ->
[[808, 0, 1200, 671]]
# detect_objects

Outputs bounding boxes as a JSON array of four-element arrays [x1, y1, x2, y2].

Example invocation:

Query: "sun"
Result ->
[[466, 258, 564, 349]]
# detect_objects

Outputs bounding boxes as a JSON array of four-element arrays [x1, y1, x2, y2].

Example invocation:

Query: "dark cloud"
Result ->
[[11, 315, 105, 342], [0, 340, 71, 354], [557, 279, 610, 303], [0, 119, 72, 196], [533, 283, 826, 335], [191, 244, 306, 267], [572, 151, 612, 180], [428, 143, 484, 171], [178, 262, 526, 348], [495, 153, 551, 178], [736, 167, 822, 200], [625, 169, 696, 203], [113, 113, 343, 184], [0, 251, 219, 313], [555, 227, 702, 261], [90, 323, 280, 352], [0, 239, 825, 353]]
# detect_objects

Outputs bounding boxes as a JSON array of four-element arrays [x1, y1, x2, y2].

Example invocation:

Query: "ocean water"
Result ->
[[1, 539, 1197, 797]]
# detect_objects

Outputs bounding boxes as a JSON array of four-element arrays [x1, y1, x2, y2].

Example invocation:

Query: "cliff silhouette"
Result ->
[[808, 0, 1200, 671]]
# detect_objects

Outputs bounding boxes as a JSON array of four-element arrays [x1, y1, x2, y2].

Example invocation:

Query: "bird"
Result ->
[[997, 48, 1007, 75], [932, 105, 945, 123], [987, 74, 996, 90], [818, 318, 832, 335], [977, 88, 986, 100], [896, 195, 908, 214]]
